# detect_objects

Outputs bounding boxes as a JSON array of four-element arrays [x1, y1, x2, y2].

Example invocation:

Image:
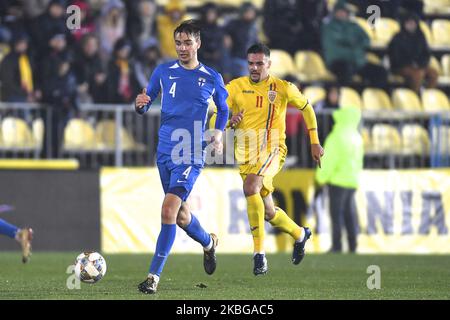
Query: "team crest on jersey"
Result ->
[[198, 77, 206, 87], [268, 90, 277, 104]]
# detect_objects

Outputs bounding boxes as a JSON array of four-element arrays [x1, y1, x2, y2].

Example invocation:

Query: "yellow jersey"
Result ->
[[226, 75, 318, 165]]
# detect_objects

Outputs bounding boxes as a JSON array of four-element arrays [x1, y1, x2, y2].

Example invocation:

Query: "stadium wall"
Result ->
[[101, 168, 450, 254], [1, 168, 448, 253], [0, 170, 100, 251]]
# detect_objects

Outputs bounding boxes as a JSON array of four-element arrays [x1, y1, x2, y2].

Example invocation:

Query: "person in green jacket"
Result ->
[[321, 0, 387, 88], [315, 106, 363, 253]]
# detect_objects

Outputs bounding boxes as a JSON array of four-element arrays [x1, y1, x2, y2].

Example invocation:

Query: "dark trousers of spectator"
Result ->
[[329, 61, 388, 89], [396, 66, 438, 93], [328, 184, 358, 253]]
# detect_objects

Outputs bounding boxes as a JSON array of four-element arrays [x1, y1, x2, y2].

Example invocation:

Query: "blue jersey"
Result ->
[[138, 61, 229, 165]]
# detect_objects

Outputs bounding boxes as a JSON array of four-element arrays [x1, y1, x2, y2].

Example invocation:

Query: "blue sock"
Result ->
[[0, 219, 19, 239], [149, 224, 177, 277], [183, 213, 211, 248]]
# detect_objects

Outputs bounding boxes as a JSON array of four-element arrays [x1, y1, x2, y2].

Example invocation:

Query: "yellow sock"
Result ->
[[269, 207, 303, 241], [246, 193, 265, 253]]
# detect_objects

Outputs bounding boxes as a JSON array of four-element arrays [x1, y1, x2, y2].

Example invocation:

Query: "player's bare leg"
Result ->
[[263, 194, 311, 265], [177, 202, 218, 275], [15, 228, 33, 263]]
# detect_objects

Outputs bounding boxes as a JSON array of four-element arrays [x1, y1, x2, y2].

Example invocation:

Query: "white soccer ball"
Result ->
[[74, 252, 107, 284]]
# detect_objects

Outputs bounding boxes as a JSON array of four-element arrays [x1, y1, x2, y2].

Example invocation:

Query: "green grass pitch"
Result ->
[[0, 252, 449, 300]]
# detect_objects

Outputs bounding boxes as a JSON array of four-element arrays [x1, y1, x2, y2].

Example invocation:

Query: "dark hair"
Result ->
[[173, 19, 201, 41], [247, 43, 270, 57]]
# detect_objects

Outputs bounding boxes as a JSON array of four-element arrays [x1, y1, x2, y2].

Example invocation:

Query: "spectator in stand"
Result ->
[[73, 34, 107, 103], [126, 0, 158, 53], [134, 38, 161, 90], [388, 12, 437, 93], [321, 1, 387, 88], [198, 2, 226, 74], [30, 0, 69, 59], [263, 0, 327, 54], [1, 1, 28, 41], [40, 33, 78, 158], [70, 1, 96, 43], [105, 38, 139, 103], [225, 2, 259, 78], [97, 0, 126, 62], [157, 0, 187, 60], [0, 33, 40, 103]]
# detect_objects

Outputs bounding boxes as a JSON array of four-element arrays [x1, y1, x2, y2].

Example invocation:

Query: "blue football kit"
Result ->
[[138, 60, 229, 201]]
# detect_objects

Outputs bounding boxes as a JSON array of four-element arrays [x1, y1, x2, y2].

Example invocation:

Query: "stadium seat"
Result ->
[[371, 124, 402, 153], [431, 20, 450, 47], [421, 89, 450, 111], [366, 52, 382, 65], [362, 88, 393, 111], [63, 118, 97, 150], [32, 118, 44, 150], [0, 117, 35, 149], [401, 124, 430, 155], [303, 86, 326, 106], [361, 127, 373, 153], [391, 88, 422, 111], [268, 49, 295, 79], [423, 0, 450, 15], [339, 87, 362, 109], [441, 54, 450, 84], [95, 120, 140, 151], [373, 18, 400, 48], [294, 51, 335, 82]]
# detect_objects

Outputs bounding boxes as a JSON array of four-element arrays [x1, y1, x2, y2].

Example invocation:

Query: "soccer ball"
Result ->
[[74, 252, 107, 284]]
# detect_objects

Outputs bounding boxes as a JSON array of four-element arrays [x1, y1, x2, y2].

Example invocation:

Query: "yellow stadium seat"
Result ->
[[424, 0, 450, 15], [421, 89, 450, 111], [361, 127, 372, 153], [401, 124, 430, 155], [441, 54, 450, 84], [303, 86, 326, 106], [366, 52, 382, 65], [1, 117, 35, 149], [32, 118, 44, 149], [339, 87, 362, 109], [294, 51, 335, 82], [391, 88, 422, 111], [429, 56, 443, 76], [362, 88, 393, 111], [95, 120, 140, 151], [431, 19, 450, 47], [269, 49, 295, 79], [373, 18, 400, 48], [371, 124, 402, 153], [63, 118, 96, 150]]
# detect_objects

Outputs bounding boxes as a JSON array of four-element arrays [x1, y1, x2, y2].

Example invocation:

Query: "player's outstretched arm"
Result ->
[[135, 88, 151, 114]]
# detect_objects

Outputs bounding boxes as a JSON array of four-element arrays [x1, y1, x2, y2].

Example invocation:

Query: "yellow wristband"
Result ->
[[309, 129, 320, 145]]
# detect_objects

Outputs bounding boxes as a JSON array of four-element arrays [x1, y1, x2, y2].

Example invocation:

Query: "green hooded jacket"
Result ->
[[321, 3, 370, 70], [315, 106, 364, 189]]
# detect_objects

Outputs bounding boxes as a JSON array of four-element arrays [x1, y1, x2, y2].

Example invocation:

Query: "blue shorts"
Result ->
[[157, 153, 202, 202]]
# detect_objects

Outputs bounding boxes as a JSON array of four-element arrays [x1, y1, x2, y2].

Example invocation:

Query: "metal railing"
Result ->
[[1, 102, 449, 169]]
